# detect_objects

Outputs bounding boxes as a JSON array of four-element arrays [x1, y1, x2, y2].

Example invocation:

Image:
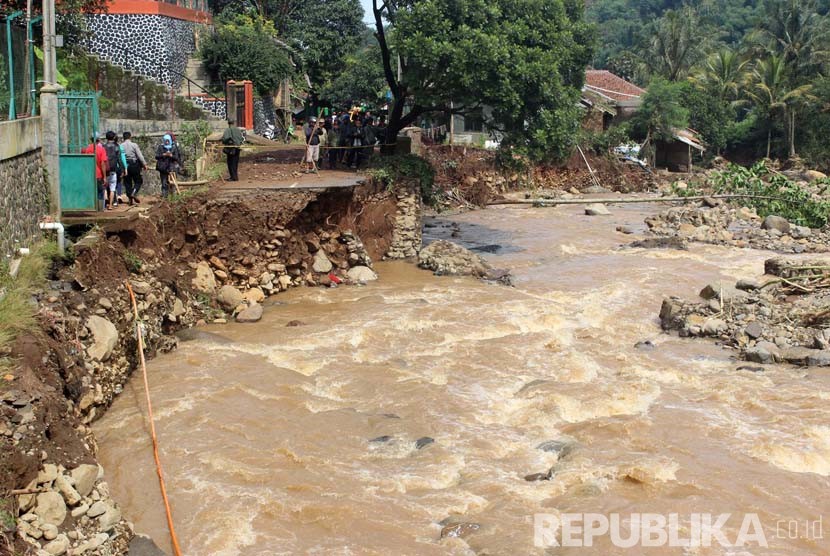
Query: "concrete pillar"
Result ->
[[40, 84, 61, 216]]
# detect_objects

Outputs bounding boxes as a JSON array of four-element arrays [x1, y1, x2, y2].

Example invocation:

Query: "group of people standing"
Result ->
[[303, 110, 387, 173], [84, 132, 182, 210]]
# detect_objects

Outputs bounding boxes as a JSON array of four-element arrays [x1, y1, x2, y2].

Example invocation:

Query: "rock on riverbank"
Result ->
[[645, 202, 829, 254], [659, 257, 830, 366]]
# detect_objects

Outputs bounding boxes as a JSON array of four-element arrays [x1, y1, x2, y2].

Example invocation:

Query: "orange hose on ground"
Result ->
[[125, 281, 184, 556]]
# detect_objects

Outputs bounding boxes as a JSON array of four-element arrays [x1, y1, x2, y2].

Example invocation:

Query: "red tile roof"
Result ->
[[584, 70, 645, 102]]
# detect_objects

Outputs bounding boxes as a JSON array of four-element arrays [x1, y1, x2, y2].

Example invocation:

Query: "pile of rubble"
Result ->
[[660, 257, 830, 367], [645, 199, 830, 254], [12, 462, 130, 555]]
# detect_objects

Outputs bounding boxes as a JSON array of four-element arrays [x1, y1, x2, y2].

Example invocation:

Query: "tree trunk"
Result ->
[[382, 97, 407, 154], [766, 127, 771, 159], [789, 109, 796, 159]]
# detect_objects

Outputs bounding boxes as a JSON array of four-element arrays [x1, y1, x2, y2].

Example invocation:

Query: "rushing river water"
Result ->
[[95, 202, 830, 555]]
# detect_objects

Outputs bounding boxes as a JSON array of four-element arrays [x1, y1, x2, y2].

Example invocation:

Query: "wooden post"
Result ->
[[688, 144, 692, 174]]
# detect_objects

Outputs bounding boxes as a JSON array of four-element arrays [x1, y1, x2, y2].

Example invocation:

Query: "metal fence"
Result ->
[[0, 13, 42, 121]]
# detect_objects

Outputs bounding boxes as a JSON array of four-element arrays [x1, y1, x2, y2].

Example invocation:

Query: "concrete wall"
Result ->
[[0, 118, 49, 258]]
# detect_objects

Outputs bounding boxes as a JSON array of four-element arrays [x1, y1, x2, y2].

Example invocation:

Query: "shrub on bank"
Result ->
[[706, 163, 830, 228], [367, 154, 436, 205]]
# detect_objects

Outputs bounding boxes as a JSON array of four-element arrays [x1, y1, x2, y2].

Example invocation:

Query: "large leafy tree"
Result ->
[[318, 42, 388, 109], [372, 0, 595, 161], [208, 0, 365, 93], [752, 0, 829, 157], [631, 78, 689, 158], [273, 0, 365, 91], [200, 14, 294, 96], [690, 48, 749, 102]]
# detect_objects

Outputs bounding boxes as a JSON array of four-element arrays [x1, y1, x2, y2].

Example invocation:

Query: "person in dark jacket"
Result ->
[[325, 119, 340, 169], [347, 118, 367, 169], [221, 118, 245, 181], [155, 134, 181, 198], [122, 131, 147, 205]]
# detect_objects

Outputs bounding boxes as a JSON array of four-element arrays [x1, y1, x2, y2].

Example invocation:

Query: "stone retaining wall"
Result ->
[[0, 119, 49, 258], [83, 15, 200, 90], [385, 187, 422, 259]]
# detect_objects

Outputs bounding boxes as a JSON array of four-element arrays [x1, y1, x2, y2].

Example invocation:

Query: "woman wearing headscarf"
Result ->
[[155, 134, 182, 198]]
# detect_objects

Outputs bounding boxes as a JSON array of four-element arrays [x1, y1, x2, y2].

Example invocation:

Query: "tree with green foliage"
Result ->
[[687, 49, 749, 154], [273, 0, 365, 93], [318, 42, 388, 109], [746, 54, 814, 158], [200, 14, 294, 97], [371, 0, 595, 162], [751, 0, 829, 158], [631, 78, 689, 162], [690, 48, 749, 102], [640, 6, 708, 81]]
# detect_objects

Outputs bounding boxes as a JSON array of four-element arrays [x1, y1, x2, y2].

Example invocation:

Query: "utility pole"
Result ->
[[40, 0, 61, 216]]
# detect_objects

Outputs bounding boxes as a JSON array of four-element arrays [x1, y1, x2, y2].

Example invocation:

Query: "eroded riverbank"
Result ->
[[95, 202, 830, 555], [1, 179, 419, 555]]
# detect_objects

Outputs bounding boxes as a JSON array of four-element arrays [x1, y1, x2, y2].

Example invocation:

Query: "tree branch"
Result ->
[[373, 0, 400, 98]]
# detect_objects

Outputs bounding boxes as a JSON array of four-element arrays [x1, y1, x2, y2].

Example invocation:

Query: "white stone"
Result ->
[[585, 203, 611, 216], [71, 503, 90, 518], [86, 316, 118, 362], [312, 250, 333, 273], [192, 261, 216, 293], [37, 464, 58, 484], [86, 501, 107, 518], [43, 534, 70, 555], [40, 523, 59, 541], [70, 464, 99, 497], [217, 285, 244, 310], [98, 504, 122, 532], [243, 287, 265, 304], [347, 266, 378, 282], [34, 492, 67, 526], [236, 303, 264, 323], [54, 474, 82, 506]]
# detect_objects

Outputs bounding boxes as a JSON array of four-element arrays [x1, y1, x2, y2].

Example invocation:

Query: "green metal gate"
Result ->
[[58, 91, 100, 212]]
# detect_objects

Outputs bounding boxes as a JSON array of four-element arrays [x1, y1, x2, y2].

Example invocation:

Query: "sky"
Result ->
[[360, 0, 374, 23]]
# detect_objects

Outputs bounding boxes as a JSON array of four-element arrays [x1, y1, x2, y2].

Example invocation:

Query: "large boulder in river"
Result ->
[[347, 266, 378, 282], [236, 303, 264, 323], [418, 240, 493, 278]]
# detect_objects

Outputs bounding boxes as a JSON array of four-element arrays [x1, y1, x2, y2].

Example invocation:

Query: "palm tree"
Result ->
[[745, 55, 814, 159], [641, 7, 708, 82], [752, 0, 830, 157], [690, 49, 750, 102]]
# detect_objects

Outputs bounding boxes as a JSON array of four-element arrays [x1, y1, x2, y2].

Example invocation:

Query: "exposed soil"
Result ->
[[533, 151, 655, 193], [1, 179, 405, 555]]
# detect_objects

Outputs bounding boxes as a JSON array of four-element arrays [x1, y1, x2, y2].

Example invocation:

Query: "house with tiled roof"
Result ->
[[581, 69, 704, 172], [581, 70, 645, 127]]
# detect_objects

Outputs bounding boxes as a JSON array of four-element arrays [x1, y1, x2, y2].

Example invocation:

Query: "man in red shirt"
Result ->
[[82, 134, 110, 210]]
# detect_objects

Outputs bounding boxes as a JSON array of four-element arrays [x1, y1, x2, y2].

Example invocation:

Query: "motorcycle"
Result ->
[[262, 120, 277, 141]]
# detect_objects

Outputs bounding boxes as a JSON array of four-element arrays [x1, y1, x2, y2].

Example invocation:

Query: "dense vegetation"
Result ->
[[588, 0, 830, 169]]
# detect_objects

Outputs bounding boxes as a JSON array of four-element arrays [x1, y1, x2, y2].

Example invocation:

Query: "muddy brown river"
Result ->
[[95, 202, 830, 555]]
